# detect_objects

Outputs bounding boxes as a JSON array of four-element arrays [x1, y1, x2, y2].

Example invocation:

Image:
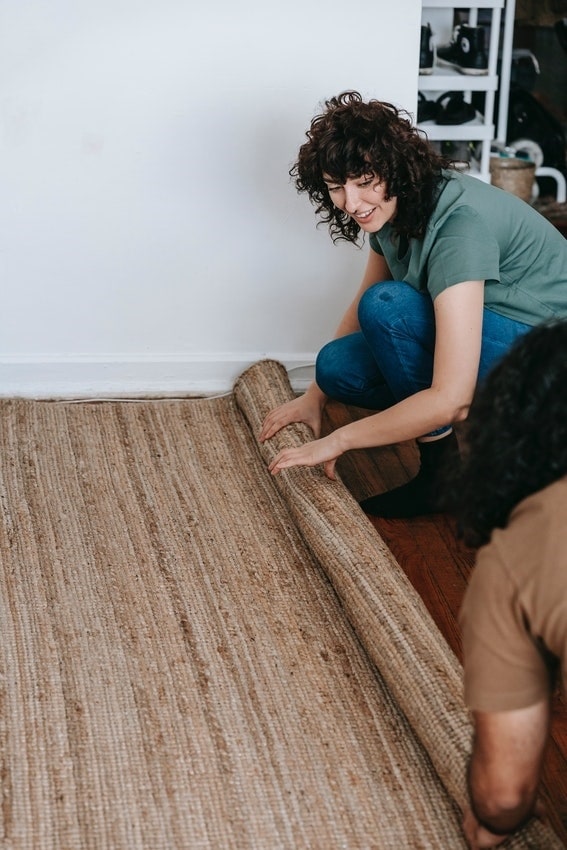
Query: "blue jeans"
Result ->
[[316, 281, 532, 434]]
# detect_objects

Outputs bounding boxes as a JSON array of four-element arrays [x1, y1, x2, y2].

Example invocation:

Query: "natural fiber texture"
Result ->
[[235, 361, 563, 850], [0, 360, 562, 849], [489, 157, 536, 203]]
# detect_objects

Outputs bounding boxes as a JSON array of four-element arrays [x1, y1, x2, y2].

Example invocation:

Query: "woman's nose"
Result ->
[[343, 185, 360, 214]]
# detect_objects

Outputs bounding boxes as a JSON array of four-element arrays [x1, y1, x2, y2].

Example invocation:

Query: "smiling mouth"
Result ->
[[353, 208, 375, 220]]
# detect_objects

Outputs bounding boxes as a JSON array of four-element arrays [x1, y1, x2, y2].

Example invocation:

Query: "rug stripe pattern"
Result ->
[[0, 361, 561, 848]]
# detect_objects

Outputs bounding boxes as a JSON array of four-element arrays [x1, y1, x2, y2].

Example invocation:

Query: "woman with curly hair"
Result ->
[[450, 320, 567, 847], [260, 91, 567, 517]]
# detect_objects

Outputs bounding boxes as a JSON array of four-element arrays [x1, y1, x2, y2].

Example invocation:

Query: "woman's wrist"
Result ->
[[334, 424, 356, 454]]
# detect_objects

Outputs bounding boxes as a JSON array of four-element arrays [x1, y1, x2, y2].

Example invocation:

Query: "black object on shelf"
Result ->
[[420, 23, 434, 74], [507, 83, 566, 177], [436, 92, 477, 125], [437, 25, 489, 75]]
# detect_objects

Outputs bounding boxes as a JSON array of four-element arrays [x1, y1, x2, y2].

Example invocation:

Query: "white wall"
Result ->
[[0, 0, 421, 396]]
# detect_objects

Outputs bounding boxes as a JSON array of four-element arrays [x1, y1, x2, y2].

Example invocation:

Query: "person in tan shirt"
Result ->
[[450, 320, 567, 848]]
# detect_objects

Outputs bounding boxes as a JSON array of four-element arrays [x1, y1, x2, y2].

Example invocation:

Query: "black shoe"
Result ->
[[420, 23, 434, 74], [435, 91, 477, 125], [437, 25, 488, 75], [417, 92, 438, 123], [359, 432, 459, 519]]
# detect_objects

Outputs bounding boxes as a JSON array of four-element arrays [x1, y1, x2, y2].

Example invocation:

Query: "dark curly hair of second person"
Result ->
[[448, 320, 567, 548], [290, 90, 454, 243]]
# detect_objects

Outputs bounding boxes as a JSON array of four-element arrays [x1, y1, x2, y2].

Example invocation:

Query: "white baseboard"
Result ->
[[0, 353, 317, 399]]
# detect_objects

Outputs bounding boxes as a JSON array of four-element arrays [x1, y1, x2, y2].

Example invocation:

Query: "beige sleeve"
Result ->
[[459, 544, 551, 712]]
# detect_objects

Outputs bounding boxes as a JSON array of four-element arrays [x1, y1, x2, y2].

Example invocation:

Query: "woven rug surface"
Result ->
[[0, 360, 561, 849]]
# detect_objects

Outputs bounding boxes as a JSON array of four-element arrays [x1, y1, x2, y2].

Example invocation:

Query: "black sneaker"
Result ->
[[435, 91, 477, 125], [417, 92, 438, 123], [437, 25, 488, 75], [420, 23, 434, 74]]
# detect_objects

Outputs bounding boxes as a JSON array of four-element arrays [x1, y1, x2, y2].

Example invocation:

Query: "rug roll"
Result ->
[[234, 359, 563, 850]]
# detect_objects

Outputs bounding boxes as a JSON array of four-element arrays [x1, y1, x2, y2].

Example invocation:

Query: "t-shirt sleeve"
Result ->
[[459, 543, 551, 712], [368, 232, 384, 256], [426, 207, 501, 301]]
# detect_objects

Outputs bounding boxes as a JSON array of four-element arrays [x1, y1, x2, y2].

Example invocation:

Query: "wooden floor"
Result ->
[[323, 400, 567, 847]]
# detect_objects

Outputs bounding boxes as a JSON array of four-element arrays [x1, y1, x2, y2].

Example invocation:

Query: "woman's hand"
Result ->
[[462, 808, 509, 849], [462, 796, 548, 849], [268, 432, 343, 480], [259, 389, 325, 443]]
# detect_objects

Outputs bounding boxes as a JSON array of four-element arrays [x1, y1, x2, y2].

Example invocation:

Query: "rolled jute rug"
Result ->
[[0, 359, 562, 849]]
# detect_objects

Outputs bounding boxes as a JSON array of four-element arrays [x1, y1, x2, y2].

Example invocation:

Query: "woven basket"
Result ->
[[489, 156, 536, 202]]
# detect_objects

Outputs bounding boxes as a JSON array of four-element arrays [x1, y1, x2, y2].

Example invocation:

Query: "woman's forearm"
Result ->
[[334, 386, 465, 451]]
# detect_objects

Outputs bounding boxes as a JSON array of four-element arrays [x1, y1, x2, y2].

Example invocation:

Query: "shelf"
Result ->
[[418, 121, 495, 141], [420, 0, 514, 180], [419, 70, 498, 91], [423, 0, 504, 7]]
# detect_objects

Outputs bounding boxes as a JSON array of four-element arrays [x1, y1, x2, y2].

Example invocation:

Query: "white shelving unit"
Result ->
[[419, 0, 516, 181]]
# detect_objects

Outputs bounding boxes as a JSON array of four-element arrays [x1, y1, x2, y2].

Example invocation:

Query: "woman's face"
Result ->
[[323, 173, 397, 232]]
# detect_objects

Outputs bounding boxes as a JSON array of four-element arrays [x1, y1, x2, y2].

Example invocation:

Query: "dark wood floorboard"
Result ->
[[323, 401, 567, 846]]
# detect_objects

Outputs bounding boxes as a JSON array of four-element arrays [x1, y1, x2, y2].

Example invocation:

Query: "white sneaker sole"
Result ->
[[436, 57, 488, 75]]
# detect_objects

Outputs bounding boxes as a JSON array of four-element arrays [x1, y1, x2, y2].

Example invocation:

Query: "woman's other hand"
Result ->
[[259, 385, 326, 443]]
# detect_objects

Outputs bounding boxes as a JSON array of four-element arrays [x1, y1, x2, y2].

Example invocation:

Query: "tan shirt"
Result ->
[[459, 476, 567, 712]]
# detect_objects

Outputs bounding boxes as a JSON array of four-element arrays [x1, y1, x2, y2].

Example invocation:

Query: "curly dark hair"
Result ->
[[448, 320, 567, 548], [290, 90, 454, 244]]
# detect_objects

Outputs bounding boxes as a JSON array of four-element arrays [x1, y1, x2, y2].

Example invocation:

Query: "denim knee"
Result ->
[[315, 339, 344, 396], [358, 281, 421, 334], [315, 336, 371, 396], [315, 334, 396, 409]]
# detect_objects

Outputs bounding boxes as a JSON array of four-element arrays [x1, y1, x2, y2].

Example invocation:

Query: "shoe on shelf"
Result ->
[[435, 91, 477, 125], [420, 23, 434, 74], [417, 92, 438, 123], [437, 25, 488, 75]]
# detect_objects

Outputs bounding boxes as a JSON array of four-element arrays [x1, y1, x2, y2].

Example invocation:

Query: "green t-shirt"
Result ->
[[368, 169, 567, 325]]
